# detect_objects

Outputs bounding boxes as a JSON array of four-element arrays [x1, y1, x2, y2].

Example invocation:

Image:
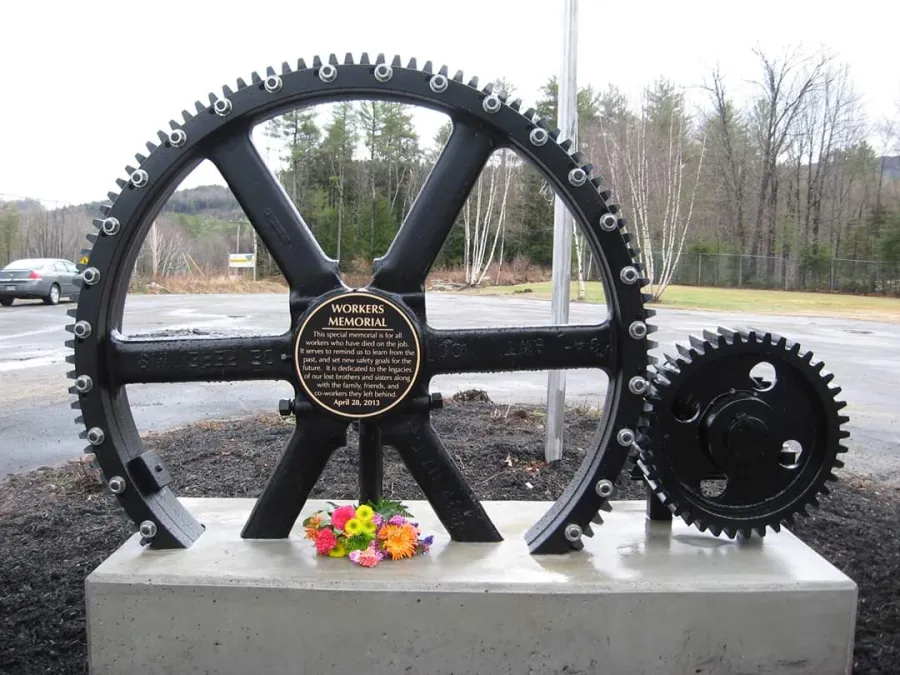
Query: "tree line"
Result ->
[[2, 46, 899, 296]]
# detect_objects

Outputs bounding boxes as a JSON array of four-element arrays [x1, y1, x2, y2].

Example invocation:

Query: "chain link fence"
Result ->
[[656, 253, 900, 297]]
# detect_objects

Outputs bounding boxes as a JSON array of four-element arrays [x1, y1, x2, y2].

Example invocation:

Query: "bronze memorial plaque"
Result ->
[[294, 292, 421, 418]]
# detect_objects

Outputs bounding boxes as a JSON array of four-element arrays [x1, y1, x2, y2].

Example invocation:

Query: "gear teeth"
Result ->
[[452, 70, 463, 83], [599, 189, 612, 201], [390, 55, 401, 68], [591, 514, 604, 524], [524, 107, 536, 119], [74, 415, 84, 425], [65, 354, 76, 364], [207, 92, 218, 105], [701, 329, 719, 345], [181, 109, 193, 123], [343, 52, 354, 65], [688, 335, 706, 353], [194, 100, 206, 114], [64, 339, 75, 349], [438, 65, 449, 77], [222, 84, 234, 97], [467, 76, 479, 88], [325, 53, 338, 66], [717, 326, 737, 342], [406, 57, 417, 69], [509, 98, 522, 111], [374, 54, 385, 66], [549, 128, 561, 140], [582, 524, 594, 537], [157, 130, 169, 144], [422, 60, 433, 74], [359, 53, 370, 66], [107, 191, 119, 203], [264, 66, 276, 78], [724, 526, 737, 538], [145, 141, 157, 153], [483, 82, 494, 95], [590, 177, 603, 189], [838, 429, 850, 439], [675, 343, 693, 361], [297, 58, 308, 70], [236, 77, 247, 89], [771, 522, 781, 533], [115, 178, 127, 189], [573, 153, 586, 165], [67, 308, 77, 318], [829, 386, 843, 397], [70, 400, 81, 410], [559, 139, 573, 152], [99, 203, 112, 215]]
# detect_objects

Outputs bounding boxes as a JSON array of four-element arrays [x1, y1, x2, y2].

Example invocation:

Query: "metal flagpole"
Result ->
[[544, 0, 578, 463]]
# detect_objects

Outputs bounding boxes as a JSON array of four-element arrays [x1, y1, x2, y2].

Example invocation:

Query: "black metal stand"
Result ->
[[359, 421, 383, 504], [646, 483, 673, 522]]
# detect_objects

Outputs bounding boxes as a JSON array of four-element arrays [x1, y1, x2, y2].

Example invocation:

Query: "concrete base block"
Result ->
[[86, 499, 857, 675]]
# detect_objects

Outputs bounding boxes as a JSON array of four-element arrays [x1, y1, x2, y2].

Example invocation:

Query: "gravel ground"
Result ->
[[0, 400, 897, 674]]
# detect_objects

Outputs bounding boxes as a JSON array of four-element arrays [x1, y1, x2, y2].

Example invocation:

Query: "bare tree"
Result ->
[[600, 82, 707, 299], [462, 151, 514, 286], [749, 47, 828, 279]]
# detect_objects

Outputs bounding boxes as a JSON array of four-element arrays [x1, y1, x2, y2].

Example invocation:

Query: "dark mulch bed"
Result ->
[[1, 400, 897, 674]]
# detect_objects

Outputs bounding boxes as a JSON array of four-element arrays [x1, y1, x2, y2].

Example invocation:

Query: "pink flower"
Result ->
[[331, 505, 357, 532], [349, 545, 384, 568], [371, 513, 383, 527], [388, 515, 406, 526], [314, 527, 337, 555]]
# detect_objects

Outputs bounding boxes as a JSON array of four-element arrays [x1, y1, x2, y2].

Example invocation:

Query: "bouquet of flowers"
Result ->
[[302, 498, 434, 568]]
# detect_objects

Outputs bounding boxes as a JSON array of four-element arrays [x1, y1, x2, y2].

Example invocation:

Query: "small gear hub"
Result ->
[[638, 327, 850, 538]]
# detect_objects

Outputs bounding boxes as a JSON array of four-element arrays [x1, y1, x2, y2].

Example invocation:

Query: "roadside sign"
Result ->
[[228, 253, 255, 269]]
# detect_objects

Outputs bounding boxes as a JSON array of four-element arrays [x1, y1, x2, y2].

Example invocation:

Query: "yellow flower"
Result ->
[[378, 523, 418, 560], [362, 520, 377, 536], [328, 542, 349, 558], [344, 518, 363, 536], [355, 504, 374, 522]]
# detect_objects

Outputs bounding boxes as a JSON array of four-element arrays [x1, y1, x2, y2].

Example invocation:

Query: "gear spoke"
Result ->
[[206, 130, 340, 294], [242, 417, 348, 539], [381, 417, 502, 542], [371, 120, 497, 293], [110, 333, 294, 384], [425, 323, 611, 376]]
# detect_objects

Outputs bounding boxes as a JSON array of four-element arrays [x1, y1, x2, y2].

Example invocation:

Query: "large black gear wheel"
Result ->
[[638, 327, 850, 538], [67, 53, 655, 555]]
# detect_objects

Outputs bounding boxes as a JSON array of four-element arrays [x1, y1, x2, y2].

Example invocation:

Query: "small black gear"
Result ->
[[638, 327, 850, 538]]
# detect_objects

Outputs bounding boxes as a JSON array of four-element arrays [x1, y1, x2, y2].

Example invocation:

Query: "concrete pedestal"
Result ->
[[86, 499, 857, 675]]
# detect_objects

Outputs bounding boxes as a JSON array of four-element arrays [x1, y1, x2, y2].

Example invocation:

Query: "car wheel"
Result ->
[[0, 298, 12, 307], [44, 284, 61, 306]]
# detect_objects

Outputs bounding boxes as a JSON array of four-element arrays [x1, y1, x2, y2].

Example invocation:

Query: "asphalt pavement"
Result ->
[[0, 292, 897, 481]]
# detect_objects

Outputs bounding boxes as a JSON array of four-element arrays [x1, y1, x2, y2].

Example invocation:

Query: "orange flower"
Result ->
[[378, 522, 419, 560], [304, 513, 323, 540]]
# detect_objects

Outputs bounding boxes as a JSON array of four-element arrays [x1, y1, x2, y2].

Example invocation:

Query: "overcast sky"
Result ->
[[1, 0, 897, 207]]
